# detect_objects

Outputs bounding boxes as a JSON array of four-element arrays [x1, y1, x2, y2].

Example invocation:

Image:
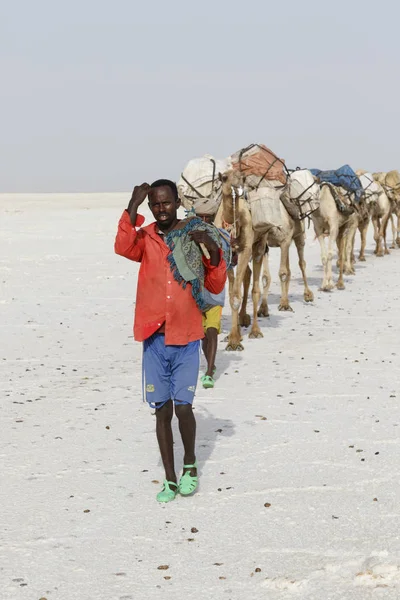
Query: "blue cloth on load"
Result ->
[[310, 165, 363, 203]]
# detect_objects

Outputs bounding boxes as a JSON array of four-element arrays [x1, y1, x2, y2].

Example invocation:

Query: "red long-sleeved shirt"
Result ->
[[114, 210, 227, 345]]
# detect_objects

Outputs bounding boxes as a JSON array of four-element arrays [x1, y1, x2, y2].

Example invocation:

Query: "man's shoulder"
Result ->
[[138, 221, 158, 234]]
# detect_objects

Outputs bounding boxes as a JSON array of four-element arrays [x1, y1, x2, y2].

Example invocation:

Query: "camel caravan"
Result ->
[[177, 144, 400, 350]]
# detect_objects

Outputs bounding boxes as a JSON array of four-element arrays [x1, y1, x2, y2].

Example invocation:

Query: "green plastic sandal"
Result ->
[[202, 375, 215, 389], [200, 367, 216, 385], [156, 480, 178, 503], [179, 461, 198, 496]]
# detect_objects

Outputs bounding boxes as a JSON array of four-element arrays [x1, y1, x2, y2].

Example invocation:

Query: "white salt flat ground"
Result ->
[[1, 193, 399, 600]]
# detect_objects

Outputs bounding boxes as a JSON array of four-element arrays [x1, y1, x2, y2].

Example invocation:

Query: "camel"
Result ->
[[213, 170, 268, 350], [352, 198, 370, 263], [335, 198, 368, 275], [356, 171, 391, 258], [372, 171, 400, 248], [391, 204, 400, 248], [310, 183, 359, 290], [215, 170, 314, 351], [256, 195, 314, 320]]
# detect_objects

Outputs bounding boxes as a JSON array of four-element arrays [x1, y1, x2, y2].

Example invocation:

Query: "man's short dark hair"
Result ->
[[150, 179, 179, 201]]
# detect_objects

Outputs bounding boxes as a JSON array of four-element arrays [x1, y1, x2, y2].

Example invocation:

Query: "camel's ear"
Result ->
[[219, 172, 228, 183]]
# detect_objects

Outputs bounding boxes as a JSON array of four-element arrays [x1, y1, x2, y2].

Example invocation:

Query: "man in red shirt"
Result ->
[[115, 180, 227, 503]]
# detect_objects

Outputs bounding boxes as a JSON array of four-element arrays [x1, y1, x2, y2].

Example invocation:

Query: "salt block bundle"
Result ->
[[287, 169, 321, 218], [359, 173, 383, 205], [246, 180, 284, 231], [230, 143, 287, 231], [231, 143, 288, 189], [177, 154, 232, 216]]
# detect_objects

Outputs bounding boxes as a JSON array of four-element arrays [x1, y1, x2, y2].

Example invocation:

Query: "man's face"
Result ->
[[148, 186, 180, 230]]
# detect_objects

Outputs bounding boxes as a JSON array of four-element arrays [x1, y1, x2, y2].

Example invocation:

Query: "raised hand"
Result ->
[[127, 183, 150, 225]]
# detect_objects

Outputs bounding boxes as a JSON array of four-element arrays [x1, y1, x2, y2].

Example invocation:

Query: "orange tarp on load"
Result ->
[[231, 143, 287, 186]]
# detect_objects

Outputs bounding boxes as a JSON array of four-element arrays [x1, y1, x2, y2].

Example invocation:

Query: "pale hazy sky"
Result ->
[[1, 0, 399, 192]]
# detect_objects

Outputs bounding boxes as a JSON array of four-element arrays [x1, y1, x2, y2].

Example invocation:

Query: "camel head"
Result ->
[[218, 169, 245, 197], [372, 172, 386, 185], [379, 170, 400, 202]]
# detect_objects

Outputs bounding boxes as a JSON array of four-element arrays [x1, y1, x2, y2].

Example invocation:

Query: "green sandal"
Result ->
[[179, 462, 198, 496], [201, 367, 216, 384], [156, 480, 178, 503], [202, 375, 215, 389]]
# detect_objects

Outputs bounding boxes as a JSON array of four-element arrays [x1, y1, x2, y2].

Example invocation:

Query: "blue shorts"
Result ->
[[142, 334, 200, 409]]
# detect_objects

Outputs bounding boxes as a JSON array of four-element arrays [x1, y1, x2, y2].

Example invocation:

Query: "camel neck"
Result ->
[[222, 194, 235, 224]]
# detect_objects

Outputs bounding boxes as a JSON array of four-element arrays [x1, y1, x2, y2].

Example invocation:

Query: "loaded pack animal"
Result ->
[[215, 169, 314, 351]]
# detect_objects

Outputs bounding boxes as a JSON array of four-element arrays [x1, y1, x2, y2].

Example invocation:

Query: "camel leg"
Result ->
[[223, 268, 235, 343], [315, 231, 331, 291], [349, 228, 357, 274], [371, 215, 383, 256], [351, 227, 357, 266], [343, 233, 354, 275], [335, 239, 340, 269], [396, 212, 400, 247], [350, 221, 361, 266], [390, 215, 396, 249], [325, 225, 338, 290], [227, 266, 235, 297], [226, 246, 252, 351], [278, 242, 293, 311], [381, 212, 391, 255], [258, 251, 271, 317], [249, 256, 264, 339], [358, 220, 369, 262], [294, 232, 314, 303], [344, 219, 357, 275], [239, 265, 252, 327], [336, 229, 346, 290]]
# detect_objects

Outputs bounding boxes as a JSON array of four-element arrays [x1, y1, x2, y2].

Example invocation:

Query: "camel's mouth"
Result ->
[[232, 185, 244, 198]]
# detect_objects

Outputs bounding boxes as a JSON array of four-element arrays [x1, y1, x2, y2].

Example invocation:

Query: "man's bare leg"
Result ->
[[175, 404, 197, 477], [155, 400, 176, 483], [203, 326, 218, 377]]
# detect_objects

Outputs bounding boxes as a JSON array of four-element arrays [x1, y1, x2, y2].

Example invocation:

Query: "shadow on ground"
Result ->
[[221, 311, 285, 333], [191, 407, 235, 476], [158, 408, 236, 477]]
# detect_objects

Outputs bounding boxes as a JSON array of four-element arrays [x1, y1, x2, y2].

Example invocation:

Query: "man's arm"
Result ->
[[114, 211, 146, 261], [189, 230, 227, 294], [203, 251, 227, 294], [114, 183, 150, 262]]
